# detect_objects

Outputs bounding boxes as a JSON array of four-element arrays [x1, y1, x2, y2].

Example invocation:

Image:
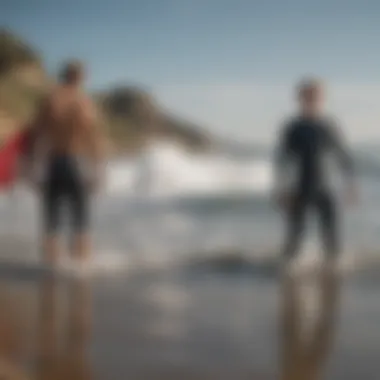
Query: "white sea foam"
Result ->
[[106, 141, 273, 198]]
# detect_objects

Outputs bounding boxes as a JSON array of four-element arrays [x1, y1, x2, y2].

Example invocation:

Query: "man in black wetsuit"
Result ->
[[274, 79, 357, 265]]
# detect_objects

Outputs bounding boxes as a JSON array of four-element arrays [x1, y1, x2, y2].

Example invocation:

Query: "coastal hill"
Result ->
[[97, 86, 212, 153], [0, 29, 212, 152]]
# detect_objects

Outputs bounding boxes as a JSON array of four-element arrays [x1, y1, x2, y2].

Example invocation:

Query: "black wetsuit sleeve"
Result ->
[[273, 122, 293, 191], [326, 121, 355, 179]]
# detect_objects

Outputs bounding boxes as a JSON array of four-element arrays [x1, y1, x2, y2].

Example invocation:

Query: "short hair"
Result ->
[[59, 60, 84, 84], [297, 77, 323, 98]]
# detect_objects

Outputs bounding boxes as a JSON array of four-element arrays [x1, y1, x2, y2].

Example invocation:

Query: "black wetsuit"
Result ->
[[43, 154, 89, 234], [276, 115, 354, 259]]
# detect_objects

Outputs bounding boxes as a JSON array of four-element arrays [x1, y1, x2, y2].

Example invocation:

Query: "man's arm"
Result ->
[[327, 119, 357, 203], [78, 97, 106, 162], [273, 122, 292, 194], [78, 97, 107, 190]]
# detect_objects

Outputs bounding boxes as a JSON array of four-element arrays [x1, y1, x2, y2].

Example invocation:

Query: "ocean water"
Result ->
[[0, 141, 379, 276], [1, 141, 380, 379]]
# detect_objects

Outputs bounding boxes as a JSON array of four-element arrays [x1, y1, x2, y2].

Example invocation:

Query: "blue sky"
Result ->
[[2, 0, 380, 142]]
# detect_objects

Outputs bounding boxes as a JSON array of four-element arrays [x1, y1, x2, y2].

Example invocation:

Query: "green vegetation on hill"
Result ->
[[0, 29, 40, 77], [0, 29, 211, 152]]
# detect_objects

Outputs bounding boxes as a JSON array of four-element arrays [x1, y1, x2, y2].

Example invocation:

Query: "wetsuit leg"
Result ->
[[316, 192, 339, 259], [42, 157, 65, 234], [66, 158, 90, 234], [282, 195, 308, 260], [42, 155, 90, 235]]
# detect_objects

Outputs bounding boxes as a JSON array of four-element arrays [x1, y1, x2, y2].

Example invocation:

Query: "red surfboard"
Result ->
[[0, 129, 31, 189]]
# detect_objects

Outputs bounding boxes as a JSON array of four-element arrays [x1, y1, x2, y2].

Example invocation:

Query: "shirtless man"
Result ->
[[29, 61, 104, 269]]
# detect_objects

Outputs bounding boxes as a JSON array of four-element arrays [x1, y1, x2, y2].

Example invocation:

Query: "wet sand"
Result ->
[[0, 266, 379, 380]]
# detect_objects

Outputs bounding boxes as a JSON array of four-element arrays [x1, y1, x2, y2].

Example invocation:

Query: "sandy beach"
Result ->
[[0, 263, 378, 380]]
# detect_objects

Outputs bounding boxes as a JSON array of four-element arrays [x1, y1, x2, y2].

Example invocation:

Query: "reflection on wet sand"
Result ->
[[280, 271, 340, 380], [35, 278, 92, 380], [0, 286, 29, 380], [0, 266, 343, 379]]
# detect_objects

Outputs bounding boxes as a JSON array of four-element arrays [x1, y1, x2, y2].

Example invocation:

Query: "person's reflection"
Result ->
[[0, 287, 28, 379], [280, 270, 340, 380], [36, 278, 92, 380]]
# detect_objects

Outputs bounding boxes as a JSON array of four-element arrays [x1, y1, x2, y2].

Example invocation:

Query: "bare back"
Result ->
[[37, 86, 100, 159]]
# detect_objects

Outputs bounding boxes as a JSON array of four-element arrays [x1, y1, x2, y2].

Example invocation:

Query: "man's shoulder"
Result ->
[[42, 86, 68, 110], [48, 84, 66, 100], [49, 86, 90, 102], [39, 89, 56, 105], [281, 115, 303, 134], [286, 114, 338, 130]]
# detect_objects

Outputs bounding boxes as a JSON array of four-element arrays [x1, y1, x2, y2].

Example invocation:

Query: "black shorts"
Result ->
[[42, 154, 90, 234]]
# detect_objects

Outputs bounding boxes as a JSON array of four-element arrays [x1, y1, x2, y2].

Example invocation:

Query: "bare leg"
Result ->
[[71, 232, 91, 265]]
